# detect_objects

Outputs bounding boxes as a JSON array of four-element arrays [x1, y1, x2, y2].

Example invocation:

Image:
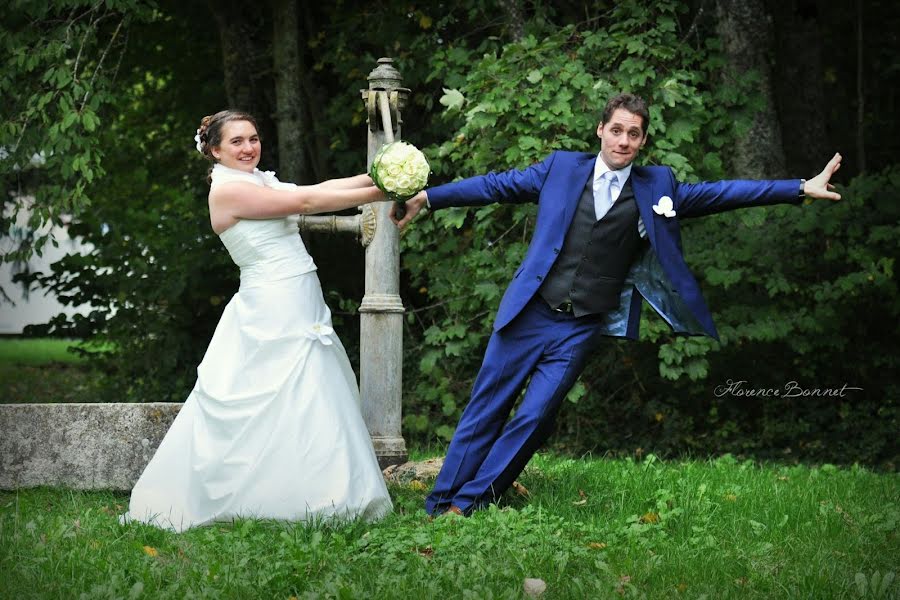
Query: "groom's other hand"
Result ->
[[804, 152, 843, 201], [390, 191, 428, 229]]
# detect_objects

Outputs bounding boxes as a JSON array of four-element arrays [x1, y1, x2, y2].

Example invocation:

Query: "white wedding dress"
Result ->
[[122, 164, 392, 532]]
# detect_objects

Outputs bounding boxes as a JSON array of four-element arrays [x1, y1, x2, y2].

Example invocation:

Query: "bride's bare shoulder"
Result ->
[[209, 180, 257, 201], [207, 189, 239, 234]]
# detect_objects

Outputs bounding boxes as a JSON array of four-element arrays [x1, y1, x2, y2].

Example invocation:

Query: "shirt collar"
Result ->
[[593, 154, 632, 188]]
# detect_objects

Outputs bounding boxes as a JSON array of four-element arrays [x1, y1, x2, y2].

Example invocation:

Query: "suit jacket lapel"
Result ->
[[561, 155, 597, 229], [629, 166, 657, 246]]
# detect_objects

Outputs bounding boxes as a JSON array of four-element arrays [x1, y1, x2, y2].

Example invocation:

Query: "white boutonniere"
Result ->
[[652, 195, 677, 218], [306, 323, 334, 346]]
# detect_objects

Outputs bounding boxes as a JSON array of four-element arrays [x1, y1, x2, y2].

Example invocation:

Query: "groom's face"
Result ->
[[596, 108, 647, 171]]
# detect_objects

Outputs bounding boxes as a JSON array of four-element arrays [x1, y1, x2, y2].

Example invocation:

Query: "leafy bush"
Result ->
[[16, 11, 233, 402]]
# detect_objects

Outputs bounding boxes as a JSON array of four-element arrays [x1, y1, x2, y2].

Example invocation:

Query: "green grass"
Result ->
[[0, 338, 99, 404], [1, 454, 897, 599], [0, 338, 86, 365]]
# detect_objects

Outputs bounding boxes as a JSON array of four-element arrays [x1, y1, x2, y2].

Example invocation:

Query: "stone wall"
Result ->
[[0, 403, 182, 491]]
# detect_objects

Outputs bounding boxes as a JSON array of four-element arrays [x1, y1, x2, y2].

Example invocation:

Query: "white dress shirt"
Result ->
[[592, 154, 646, 238], [592, 156, 631, 220]]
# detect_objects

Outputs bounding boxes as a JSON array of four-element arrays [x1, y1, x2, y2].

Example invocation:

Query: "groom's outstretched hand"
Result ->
[[390, 191, 428, 229], [803, 152, 842, 201]]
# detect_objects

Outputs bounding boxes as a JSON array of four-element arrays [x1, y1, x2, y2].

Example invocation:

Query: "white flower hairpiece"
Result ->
[[194, 128, 204, 154]]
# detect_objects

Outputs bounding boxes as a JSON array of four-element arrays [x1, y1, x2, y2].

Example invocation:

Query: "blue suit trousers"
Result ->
[[425, 296, 606, 515]]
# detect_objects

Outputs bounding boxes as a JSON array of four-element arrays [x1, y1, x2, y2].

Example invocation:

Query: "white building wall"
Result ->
[[0, 204, 93, 334]]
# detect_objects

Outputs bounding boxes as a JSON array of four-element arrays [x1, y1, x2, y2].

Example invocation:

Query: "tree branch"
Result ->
[[680, 0, 708, 45], [80, 16, 126, 111], [72, 4, 110, 82]]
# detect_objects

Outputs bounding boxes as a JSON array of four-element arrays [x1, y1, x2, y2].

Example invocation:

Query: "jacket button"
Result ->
[[536, 275, 543, 281], [553, 248, 560, 254]]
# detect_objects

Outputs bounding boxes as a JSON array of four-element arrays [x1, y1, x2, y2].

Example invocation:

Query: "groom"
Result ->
[[391, 93, 842, 517]]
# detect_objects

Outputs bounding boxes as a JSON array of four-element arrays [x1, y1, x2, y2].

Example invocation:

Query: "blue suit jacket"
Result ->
[[427, 151, 802, 340]]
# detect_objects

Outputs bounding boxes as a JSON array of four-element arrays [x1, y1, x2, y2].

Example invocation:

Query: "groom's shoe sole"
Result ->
[[427, 505, 466, 521]]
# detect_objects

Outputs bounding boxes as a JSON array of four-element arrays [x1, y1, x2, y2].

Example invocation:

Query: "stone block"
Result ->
[[0, 403, 182, 491]]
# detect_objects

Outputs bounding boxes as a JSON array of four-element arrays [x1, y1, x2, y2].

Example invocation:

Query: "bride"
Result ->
[[122, 110, 393, 531]]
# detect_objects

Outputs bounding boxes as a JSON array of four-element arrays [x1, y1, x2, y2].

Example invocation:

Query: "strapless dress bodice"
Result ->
[[210, 163, 316, 286], [218, 217, 316, 286]]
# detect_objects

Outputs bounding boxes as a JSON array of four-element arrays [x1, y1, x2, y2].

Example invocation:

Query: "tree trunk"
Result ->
[[300, 76, 330, 182], [300, 7, 332, 182], [284, 4, 364, 307], [498, 0, 526, 41], [715, 0, 787, 178], [768, 0, 828, 177], [855, 0, 866, 173], [272, 0, 307, 183], [208, 0, 278, 171]]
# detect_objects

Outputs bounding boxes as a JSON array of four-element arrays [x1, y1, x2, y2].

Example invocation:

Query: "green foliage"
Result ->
[[306, 1, 509, 177], [14, 3, 233, 402], [0, 1, 156, 266], [683, 166, 900, 464], [2, 455, 898, 597], [22, 173, 236, 401]]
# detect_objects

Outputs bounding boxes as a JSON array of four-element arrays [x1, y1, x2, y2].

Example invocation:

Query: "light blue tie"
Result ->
[[595, 171, 617, 220]]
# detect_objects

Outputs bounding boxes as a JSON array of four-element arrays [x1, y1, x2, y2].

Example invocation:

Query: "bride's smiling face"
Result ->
[[212, 120, 261, 172]]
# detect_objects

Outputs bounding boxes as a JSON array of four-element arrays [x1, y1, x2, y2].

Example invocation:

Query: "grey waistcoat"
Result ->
[[539, 175, 644, 316]]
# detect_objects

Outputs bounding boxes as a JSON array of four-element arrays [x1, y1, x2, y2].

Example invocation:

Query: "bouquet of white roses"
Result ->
[[369, 141, 430, 218]]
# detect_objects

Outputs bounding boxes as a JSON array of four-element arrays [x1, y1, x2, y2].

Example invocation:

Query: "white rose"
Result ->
[[370, 141, 430, 199], [394, 174, 414, 193], [395, 144, 413, 160]]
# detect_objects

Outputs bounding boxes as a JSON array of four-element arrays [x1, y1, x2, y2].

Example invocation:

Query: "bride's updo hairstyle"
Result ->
[[196, 110, 260, 181]]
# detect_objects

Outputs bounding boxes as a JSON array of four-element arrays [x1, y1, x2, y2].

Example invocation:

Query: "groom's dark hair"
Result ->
[[601, 93, 650, 134]]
